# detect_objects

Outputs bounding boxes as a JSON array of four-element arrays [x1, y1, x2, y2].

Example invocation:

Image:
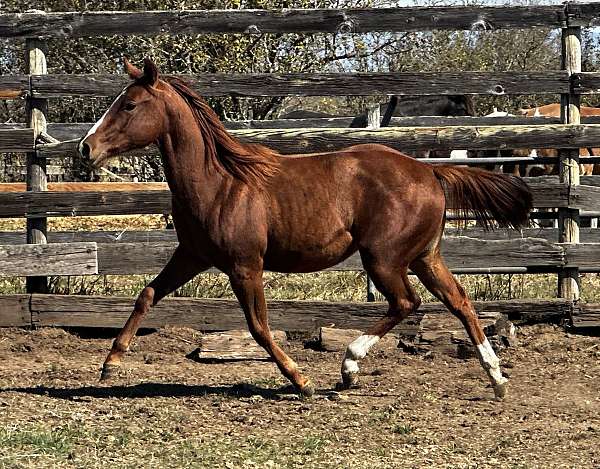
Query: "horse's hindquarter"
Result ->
[[263, 146, 445, 273]]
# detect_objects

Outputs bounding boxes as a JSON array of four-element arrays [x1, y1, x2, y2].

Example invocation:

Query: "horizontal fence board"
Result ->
[[43, 116, 578, 141], [0, 180, 571, 219], [0, 182, 169, 192], [0, 230, 176, 244], [94, 237, 565, 275], [449, 227, 600, 243], [221, 124, 600, 153], [0, 75, 29, 99], [37, 125, 600, 158], [570, 185, 600, 212], [82, 237, 571, 275], [0, 242, 98, 276], [34, 115, 600, 143], [0, 227, 584, 245], [0, 183, 569, 218], [30, 71, 569, 99], [0, 294, 30, 327], [524, 181, 569, 209], [0, 6, 570, 39], [568, 72, 600, 94], [569, 3, 600, 27], [4, 231, 600, 271], [572, 303, 600, 329], [564, 243, 600, 270], [440, 236, 564, 269], [27, 294, 571, 331], [2, 227, 599, 245], [0, 191, 172, 218], [0, 235, 572, 276], [0, 128, 33, 152], [97, 242, 176, 275]]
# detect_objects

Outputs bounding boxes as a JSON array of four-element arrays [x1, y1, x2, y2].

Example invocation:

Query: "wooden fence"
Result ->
[[1, 2, 600, 331]]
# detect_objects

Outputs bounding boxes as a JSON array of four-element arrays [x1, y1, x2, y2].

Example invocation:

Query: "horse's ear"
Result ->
[[123, 58, 143, 80], [143, 58, 159, 86]]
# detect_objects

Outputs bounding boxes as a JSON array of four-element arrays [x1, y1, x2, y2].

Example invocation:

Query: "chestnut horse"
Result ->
[[520, 103, 600, 176], [79, 59, 532, 399]]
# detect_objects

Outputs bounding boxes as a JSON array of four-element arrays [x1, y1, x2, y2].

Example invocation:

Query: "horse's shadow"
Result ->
[[2, 382, 302, 401]]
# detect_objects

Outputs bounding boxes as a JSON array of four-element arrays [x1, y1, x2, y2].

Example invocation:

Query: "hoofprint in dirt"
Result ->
[[0, 325, 598, 468]]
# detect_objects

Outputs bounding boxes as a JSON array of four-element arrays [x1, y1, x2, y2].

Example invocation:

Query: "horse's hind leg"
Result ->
[[101, 246, 210, 380], [410, 251, 508, 399], [339, 260, 420, 389]]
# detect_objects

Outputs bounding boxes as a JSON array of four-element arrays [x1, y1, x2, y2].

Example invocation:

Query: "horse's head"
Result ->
[[78, 58, 167, 168]]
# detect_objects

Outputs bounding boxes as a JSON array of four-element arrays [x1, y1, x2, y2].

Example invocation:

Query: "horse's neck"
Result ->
[[158, 119, 225, 207]]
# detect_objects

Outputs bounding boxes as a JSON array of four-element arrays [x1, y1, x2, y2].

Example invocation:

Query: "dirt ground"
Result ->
[[0, 324, 599, 468]]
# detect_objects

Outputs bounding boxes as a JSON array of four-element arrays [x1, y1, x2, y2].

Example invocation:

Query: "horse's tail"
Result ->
[[432, 165, 532, 230]]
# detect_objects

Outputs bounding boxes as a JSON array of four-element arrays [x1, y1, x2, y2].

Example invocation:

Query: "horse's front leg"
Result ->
[[100, 245, 211, 380], [229, 265, 314, 397]]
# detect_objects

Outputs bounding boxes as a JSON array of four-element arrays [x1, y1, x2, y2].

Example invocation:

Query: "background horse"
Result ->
[[350, 95, 475, 159], [520, 103, 600, 176], [79, 58, 532, 399]]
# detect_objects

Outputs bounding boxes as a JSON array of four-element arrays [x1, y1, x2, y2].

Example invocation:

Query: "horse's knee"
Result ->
[[135, 287, 155, 310]]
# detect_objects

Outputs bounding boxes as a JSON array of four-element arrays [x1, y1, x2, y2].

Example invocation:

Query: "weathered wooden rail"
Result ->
[[0, 294, 578, 329], [13, 124, 600, 157], [1, 2, 600, 331], [2, 71, 570, 98], [0, 236, 581, 276], [0, 5, 596, 38]]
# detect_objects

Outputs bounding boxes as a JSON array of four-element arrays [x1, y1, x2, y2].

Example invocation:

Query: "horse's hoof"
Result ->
[[493, 382, 508, 400], [337, 373, 359, 391], [99, 364, 120, 382], [298, 381, 315, 398]]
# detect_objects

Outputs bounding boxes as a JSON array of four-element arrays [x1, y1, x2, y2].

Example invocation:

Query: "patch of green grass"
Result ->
[[249, 376, 285, 389], [369, 405, 397, 424], [391, 424, 414, 435], [0, 424, 77, 459], [302, 435, 328, 455]]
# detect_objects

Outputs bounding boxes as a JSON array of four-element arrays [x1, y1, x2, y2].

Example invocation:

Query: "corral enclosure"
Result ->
[[0, 2, 600, 468], [1, 2, 600, 329]]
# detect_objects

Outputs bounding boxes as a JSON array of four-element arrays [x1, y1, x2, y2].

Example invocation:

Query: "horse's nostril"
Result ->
[[80, 142, 91, 159]]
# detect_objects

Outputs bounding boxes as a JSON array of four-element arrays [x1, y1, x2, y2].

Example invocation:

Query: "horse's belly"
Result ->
[[264, 231, 355, 273]]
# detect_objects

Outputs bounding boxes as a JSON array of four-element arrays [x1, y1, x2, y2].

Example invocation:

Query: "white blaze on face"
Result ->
[[476, 338, 507, 387], [341, 334, 380, 376], [78, 87, 128, 155]]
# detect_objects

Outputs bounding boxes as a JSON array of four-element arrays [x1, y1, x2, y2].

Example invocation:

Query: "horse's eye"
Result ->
[[124, 101, 136, 112]]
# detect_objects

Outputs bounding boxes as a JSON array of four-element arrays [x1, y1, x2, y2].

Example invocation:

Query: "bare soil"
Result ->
[[0, 324, 599, 468]]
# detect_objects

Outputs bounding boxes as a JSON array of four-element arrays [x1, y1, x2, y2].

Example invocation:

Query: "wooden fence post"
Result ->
[[25, 38, 48, 294], [558, 25, 581, 305], [365, 104, 380, 302]]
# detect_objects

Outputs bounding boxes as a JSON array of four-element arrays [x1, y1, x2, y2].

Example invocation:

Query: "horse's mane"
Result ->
[[163, 76, 280, 186]]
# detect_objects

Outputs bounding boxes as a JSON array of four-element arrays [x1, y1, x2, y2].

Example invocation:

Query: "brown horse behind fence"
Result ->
[[520, 103, 600, 176], [79, 59, 532, 399]]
